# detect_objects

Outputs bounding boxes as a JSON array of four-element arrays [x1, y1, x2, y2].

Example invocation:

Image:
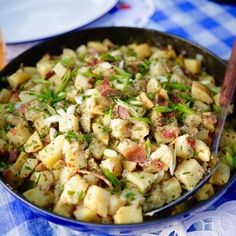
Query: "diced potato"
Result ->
[[92, 123, 109, 145], [75, 74, 91, 91], [100, 157, 122, 176], [93, 62, 112, 77], [60, 175, 89, 205], [191, 81, 213, 104], [23, 187, 54, 208], [184, 114, 202, 128], [109, 194, 126, 216], [36, 54, 52, 77], [126, 171, 155, 193], [20, 158, 38, 178], [34, 117, 50, 136], [184, 58, 201, 74], [53, 200, 73, 218], [146, 78, 160, 94], [113, 206, 143, 224], [162, 177, 182, 203], [193, 100, 210, 112], [7, 124, 31, 148], [150, 144, 173, 167], [7, 68, 31, 88], [64, 141, 88, 169], [122, 161, 137, 172], [30, 171, 54, 191], [150, 61, 167, 76], [59, 114, 79, 132], [0, 88, 11, 103], [154, 123, 179, 144], [220, 129, 236, 148], [12, 152, 29, 170], [84, 185, 110, 218], [175, 134, 194, 159], [74, 204, 101, 223], [19, 91, 36, 103], [195, 139, 211, 162], [175, 159, 204, 191], [53, 62, 67, 79], [195, 183, 214, 201], [24, 131, 43, 153], [210, 162, 230, 186], [134, 43, 151, 59], [151, 47, 176, 60], [137, 92, 154, 109], [110, 119, 129, 139], [196, 128, 209, 142], [37, 135, 64, 169], [143, 185, 166, 212], [87, 41, 107, 53], [80, 113, 91, 133], [59, 167, 77, 186], [130, 120, 149, 141], [121, 187, 145, 207], [89, 138, 106, 160]]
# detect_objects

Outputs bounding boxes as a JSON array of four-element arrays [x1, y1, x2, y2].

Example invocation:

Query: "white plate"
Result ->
[[0, 0, 118, 44]]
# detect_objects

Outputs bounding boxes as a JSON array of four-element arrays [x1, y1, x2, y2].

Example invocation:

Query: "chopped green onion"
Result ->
[[166, 82, 188, 91], [67, 190, 75, 195], [0, 161, 9, 170], [77, 191, 84, 201], [172, 103, 195, 115], [154, 106, 172, 113], [212, 104, 220, 113], [145, 138, 151, 158], [130, 116, 150, 124], [225, 152, 233, 169], [46, 104, 57, 115], [8, 103, 15, 113], [101, 53, 117, 62], [113, 66, 132, 78], [138, 61, 150, 74], [125, 192, 135, 200], [103, 169, 121, 188], [180, 93, 195, 102]]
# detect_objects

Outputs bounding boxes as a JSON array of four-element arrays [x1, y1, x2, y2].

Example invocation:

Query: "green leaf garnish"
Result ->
[[154, 106, 172, 113], [166, 82, 188, 91], [103, 169, 121, 188]]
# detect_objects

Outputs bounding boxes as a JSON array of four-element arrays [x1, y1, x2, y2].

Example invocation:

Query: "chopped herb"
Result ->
[[78, 133, 93, 144], [166, 82, 188, 91], [101, 53, 117, 62], [65, 131, 79, 142], [130, 116, 150, 124], [77, 191, 84, 201], [137, 61, 150, 74], [180, 93, 195, 102], [125, 192, 135, 200], [60, 57, 74, 67], [193, 151, 199, 157], [35, 174, 42, 185], [5, 124, 14, 133], [113, 66, 132, 78], [145, 138, 151, 158], [8, 103, 15, 113], [67, 190, 75, 195], [182, 171, 190, 175], [154, 106, 172, 113], [212, 104, 220, 113], [0, 161, 9, 169], [18, 146, 24, 153], [103, 169, 121, 188], [172, 103, 195, 115], [24, 166, 33, 171]]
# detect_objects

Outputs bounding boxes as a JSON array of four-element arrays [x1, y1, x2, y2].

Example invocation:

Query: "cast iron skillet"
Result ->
[[0, 27, 235, 235]]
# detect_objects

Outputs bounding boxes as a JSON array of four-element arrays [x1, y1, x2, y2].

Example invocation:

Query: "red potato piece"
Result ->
[[113, 105, 130, 119], [98, 77, 120, 97], [138, 159, 166, 173], [123, 145, 146, 162]]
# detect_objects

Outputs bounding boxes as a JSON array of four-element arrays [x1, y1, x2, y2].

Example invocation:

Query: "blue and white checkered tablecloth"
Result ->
[[2, 0, 236, 235]]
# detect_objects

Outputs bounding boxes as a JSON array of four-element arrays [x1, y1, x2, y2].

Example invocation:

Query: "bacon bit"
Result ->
[[8, 149, 19, 163], [207, 132, 214, 145], [77, 169, 113, 189], [119, 3, 131, 10], [35, 162, 48, 172], [139, 159, 166, 173], [10, 91, 20, 102], [124, 145, 146, 162], [45, 70, 54, 79], [186, 137, 196, 149], [172, 95, 180, 103], [161, 129, 176, 139], [43, 134, 51, 145], [113, 105, 130, 119], [87, 58, 100, 67], [2, 169, 12, 182], [127, 63, 139, 74], [17, 105, 25, 114], [9, 128, 16, 135], [98, 77, 120, 97]]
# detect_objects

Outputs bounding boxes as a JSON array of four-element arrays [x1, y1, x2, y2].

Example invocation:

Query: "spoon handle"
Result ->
[[220, 40, 236, 106]]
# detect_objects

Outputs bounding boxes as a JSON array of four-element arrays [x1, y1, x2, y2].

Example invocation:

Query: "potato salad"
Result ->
[[0, 39, 235, 224]]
